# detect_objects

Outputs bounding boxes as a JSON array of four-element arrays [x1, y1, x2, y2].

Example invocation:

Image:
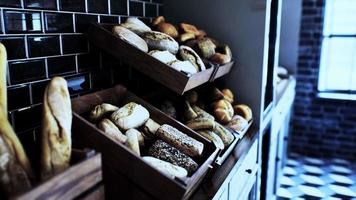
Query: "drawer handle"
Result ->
[[245, 169, 252, 174]]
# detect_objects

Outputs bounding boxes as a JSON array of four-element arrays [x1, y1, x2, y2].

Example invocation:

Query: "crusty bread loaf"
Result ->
[[233, 104, 253, 122], [142, 31, 179, 54], [149, 50, 176, 64], [41, 77, 72, 180], [112, 26, 148, 52], [197, 130, 224, 150], [179, 23, 200, 36], [157, 22, 179, 38], [125, 129, 140, 156], [213, 99, 234, 124], [97, 118, 127, 143], [228, 115, 248, 133], [213, 123, 234, 147], [179, 45, 206, 72], [221, 89, 234, 103], [191, 105, 215, 121], [156, 124, 204, 157], [89, 103, 119, 122], [120, 17, 151, 35], [186, 117, 215, 130], [143, 156, 188, 179], [0, 43, 33, 196], [197, 38, 216, 59], [168, 60, 197, 74], [148, 140, 198, 175], [111, 102, 149, 130]]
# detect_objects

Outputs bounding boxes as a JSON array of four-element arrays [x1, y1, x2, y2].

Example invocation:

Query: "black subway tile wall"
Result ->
[[0, 0, 162, 145]]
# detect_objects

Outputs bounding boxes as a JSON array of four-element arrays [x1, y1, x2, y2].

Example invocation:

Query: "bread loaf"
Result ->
[[157, 22, 179, 38], [213, 123, 234, 147], [142, 118, 160, 138], [210, 45, 232, 64], [186, 117, 215, 130], [179, 45, 206, 72], [197, 130, 224, 150], [179, 23, 200, 36], [41, 77, 72, 180], [120, 17, 151, 35], [228, 115, 248, 133], [89, 103, 118, 122], [143, 156, 188, 179], [125, 129, 140, 156], [149, 50, 176, 64], [221, 89, 234, 103], [192, 105, 215, 121], [112, 26, 148, 52], [157, 124, 204, 157], [233, 104, 253, 122], [111, 102, 149, 130], [0, 43, 32, 196], [197, 38, 216, 59], [142, 31, 179, 54], [148, 140, 198, 175], [213, 99, 234, 124], [168, 60, 198, 74], [97, 118, 127, 143]]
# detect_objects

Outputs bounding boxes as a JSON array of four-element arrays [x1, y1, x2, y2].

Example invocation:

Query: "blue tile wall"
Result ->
[[290, 0, 356, 161], [0, 0, 163, 149]]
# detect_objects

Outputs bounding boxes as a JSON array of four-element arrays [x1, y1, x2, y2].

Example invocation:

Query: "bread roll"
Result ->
[[183, 101, 198, 121], [213, 99, 234, 124], [221, 89, 234, 103], [179, 23, 200, 36], [89, 103, 119, 122], [179, 45, 206, 72], [125, 129, 140, 156], [197, 38, 216, 59], [152, 16, 165, 26], [228, 115, 248, 133], [142, 31, 179, 54], [157, 22, 179, 38], [97, 118, 127, 143], [210, 53, 231, 65], [197, 130, 224, 150], [168, 60, 197, 74], [148, 140, 198, 175], [120, 17, 151, 35], [233, 104, 253, 121], [157, 124, 204, 157], [112, 26, 148, 52], [191, 105, 215, 121], [142, 118, 160, 138], [186, 117, 215, 130], [213, 123, 234, 147], [149, 50, 176, 64], [0, 45, 33, 196], [143, 156, 188, 179], [177, 33, 195, 43], [111, 102, 149, 130], [41, 77, 72, 180]]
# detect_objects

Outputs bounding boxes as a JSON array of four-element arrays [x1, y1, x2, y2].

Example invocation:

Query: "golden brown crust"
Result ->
[[221, 89, 234, 103], [177, 33, 195, 43], [97, 118, 127, 143], [179, 23, 200, 36], [41, 77, 72, 180], [157, 22, 179, 38], [233, 104, 253, 122], [213, 99, 234, 124]]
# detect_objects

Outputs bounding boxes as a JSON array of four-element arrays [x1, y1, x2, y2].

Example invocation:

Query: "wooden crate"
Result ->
[[14, 150, 103, 200], [85, 23, 234, 94], [211, 61, 235, 81], [71, 85, 219, 200]]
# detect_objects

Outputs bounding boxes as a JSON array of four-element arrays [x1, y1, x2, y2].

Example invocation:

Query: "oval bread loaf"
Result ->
[[89, 103, 119, 122], [197, 130, 224, 150], [168, 60, 197, 74], [111, 102, 149, 130], [213, 99, 234, 124], [97, 118, 127, 143], [143, 156, 188, 179], [156, 124, 204, 157], [179, 45, 206, 72], [120, 17, 151, 35], [213, 123, 234, 147], [142, 31, 179, 54], [125, 129, 141, 156], [228, 115, 248, 133], [149, 50, 176, 64], [112, 26, 148, 52]]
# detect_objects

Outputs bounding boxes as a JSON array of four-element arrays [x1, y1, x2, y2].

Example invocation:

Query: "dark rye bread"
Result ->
[[156, 124, 204, 157], [148, 140, 198, 175]]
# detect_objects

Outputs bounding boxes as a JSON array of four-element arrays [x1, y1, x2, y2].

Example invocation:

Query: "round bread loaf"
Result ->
[[196, 38, 216, 59], [111, 102, 149, 130], [228, 115, 248, 133], [233, 104, 253, 122], [142, 31, 179, 54], [213, 99, 234, 124]]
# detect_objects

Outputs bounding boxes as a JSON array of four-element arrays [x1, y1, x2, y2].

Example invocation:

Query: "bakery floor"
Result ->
[[277, 153, 356, 199]]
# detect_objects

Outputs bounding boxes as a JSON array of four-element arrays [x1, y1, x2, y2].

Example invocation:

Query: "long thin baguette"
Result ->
[[0, 43, 33, 196], [186, 117, 215, 130], [41, 77, 72, 180]]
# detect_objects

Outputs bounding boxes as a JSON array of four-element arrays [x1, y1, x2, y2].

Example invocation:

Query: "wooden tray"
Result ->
[[211, 61, 235, 81], [14, 150, 103, 200], [71, 85, 220, 200], [85, 23, 233, 94]]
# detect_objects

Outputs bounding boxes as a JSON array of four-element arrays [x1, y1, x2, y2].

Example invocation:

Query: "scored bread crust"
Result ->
[[41, 77, 72, 180], [112, 26, 148, 52]]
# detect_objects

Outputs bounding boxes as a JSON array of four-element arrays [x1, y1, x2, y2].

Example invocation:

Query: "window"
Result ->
[[318, 0, 356, 94]]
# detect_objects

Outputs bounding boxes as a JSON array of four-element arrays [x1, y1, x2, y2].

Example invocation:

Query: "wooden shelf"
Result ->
[[85, 23, 234, 95]]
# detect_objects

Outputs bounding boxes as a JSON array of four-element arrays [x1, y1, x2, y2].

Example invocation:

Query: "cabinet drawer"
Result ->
[[229, 140, 258, 200]]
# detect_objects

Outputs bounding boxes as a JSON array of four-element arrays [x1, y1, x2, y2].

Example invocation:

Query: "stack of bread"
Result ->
[[89, 101, 205, 178]]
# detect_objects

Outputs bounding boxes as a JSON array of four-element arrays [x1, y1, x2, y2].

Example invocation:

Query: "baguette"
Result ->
[[156, 124, 204, 157], [125, 129, 141, 156], [186, 117, 215, 130], [97, 118, 127, 143], [213, 123, 234, 147], [143, 156, 188, 179], [0, 43, 32, 196], [41, 77, 72, 180]]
